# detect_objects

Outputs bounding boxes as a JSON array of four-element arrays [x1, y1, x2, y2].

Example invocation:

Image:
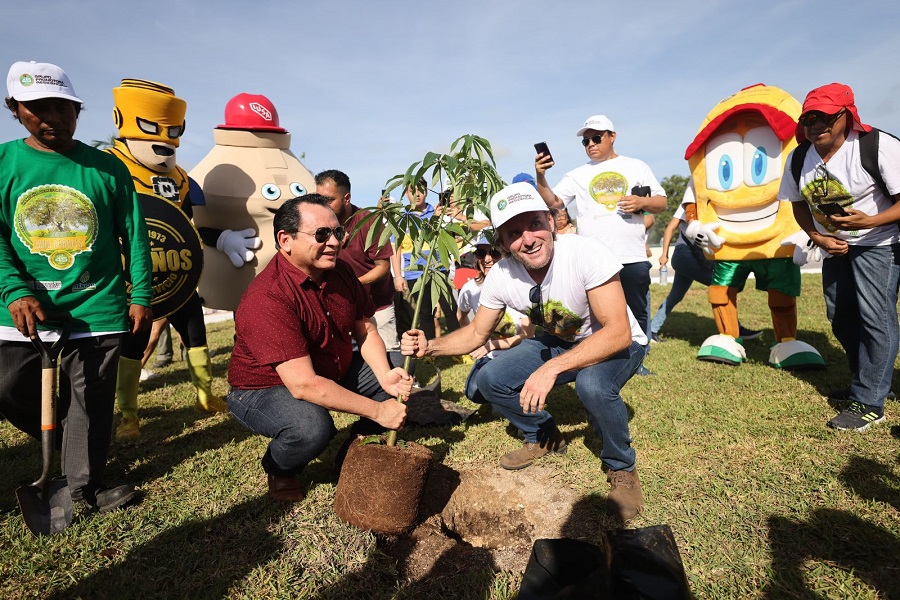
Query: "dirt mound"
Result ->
[[382, 463, 603, 580]]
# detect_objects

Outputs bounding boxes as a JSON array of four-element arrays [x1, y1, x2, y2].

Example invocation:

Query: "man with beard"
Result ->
[[401, 182, 648, 521]]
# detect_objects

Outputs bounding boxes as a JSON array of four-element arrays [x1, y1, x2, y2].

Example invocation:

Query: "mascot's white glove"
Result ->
[[781, 230, 826, 266], [217, 228, 261, 268], [685, 220, 724, 257]]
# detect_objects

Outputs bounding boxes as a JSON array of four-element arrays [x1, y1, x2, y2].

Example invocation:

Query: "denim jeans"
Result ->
[[620, 261, 652, 337], [651, 243, 713, 335], [822, 243, 900, 409], [227, 352, 392, 476], [464, 356, 492, 404], [474, 335, 644, 471]]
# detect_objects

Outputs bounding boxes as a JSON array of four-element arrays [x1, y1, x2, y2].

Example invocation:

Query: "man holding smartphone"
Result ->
[[534, 115, 666, 374], [779, 83, 900, 431]]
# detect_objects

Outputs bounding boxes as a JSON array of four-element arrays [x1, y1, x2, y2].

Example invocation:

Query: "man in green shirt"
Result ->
[[0, 61, 153, 512]]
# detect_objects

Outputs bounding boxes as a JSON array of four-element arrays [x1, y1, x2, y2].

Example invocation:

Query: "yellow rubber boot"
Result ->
[[115, 357, 143, 441], [186, 346, 228, 413]]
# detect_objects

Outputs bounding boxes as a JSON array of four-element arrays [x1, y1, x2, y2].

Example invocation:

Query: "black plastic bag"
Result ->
[[519, 525, 690, 599]]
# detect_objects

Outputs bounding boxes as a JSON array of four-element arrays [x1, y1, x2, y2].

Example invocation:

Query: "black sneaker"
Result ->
[[827, 401, 885, 431], [738, 326, 763, 340], [75, 485, 139, 513], [650, 333, 665, 343]]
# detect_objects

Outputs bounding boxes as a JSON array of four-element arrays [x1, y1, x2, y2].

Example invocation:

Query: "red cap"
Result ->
[[796, 83, 870, 142], [684, 84, 801, 160], [218, 93, 287, 132]]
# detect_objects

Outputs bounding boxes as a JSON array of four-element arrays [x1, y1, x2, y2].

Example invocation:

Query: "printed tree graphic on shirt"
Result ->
[[802, 175, 853, 234], [589, 171, 628, 212], [539, 299, 584, 342]]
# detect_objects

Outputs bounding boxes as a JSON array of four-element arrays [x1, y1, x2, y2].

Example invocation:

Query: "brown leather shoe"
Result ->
[[499, 428, 567, 470], [606, 467, 644, 521], [267, 474, 306, 502]]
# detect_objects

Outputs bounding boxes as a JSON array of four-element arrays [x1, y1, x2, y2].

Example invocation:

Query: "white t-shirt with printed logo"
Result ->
[[478, 234, 647, 344], [553, 155, 665, 264], [778, 129, 900, 246]]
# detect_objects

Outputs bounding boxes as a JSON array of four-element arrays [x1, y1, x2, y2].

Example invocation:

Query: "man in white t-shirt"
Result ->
[[534, 115, 666, 375], [401, 182, 648, 521], [778, 83, 900, 431]]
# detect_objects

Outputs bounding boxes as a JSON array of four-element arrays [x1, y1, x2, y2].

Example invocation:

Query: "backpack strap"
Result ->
[[858, 129, 896, 201], [790, 140, 811, 189]]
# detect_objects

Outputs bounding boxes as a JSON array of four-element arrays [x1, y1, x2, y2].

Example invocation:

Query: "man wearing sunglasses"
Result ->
[[401, 183, 648, 521], [779, 83, 900, 431], [227, 194, 411, 502], [535, 115, 666, 375], [315, 170, 398, 355]]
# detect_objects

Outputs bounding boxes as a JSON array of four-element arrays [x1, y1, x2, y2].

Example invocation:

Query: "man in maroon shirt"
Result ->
[[227, 194, 411, 502], [315, 170, 398, 353]]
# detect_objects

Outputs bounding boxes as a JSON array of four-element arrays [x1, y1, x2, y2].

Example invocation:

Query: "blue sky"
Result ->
[[3, 0, 898, 205]]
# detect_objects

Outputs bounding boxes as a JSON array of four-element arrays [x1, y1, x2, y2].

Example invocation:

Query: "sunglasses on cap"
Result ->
[[298, 226, 346, 243], [798, 109, 845, 128], [475, 247, 502, 260], [581, 132, 608, 147]]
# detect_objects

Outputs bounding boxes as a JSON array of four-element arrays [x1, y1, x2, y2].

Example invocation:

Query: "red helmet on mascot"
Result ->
[[218, 93, 286, 133]]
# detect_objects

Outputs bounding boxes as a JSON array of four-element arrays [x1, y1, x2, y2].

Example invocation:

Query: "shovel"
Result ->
[[15, 313, 73, 536]]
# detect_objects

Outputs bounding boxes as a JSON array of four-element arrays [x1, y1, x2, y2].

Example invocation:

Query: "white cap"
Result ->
[[576, 114, 615, 137], [489, 182, 549, 229], [6, 61, 82, 104]]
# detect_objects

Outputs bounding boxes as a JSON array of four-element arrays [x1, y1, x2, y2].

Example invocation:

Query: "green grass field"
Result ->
[[1, 274, 898, 598]]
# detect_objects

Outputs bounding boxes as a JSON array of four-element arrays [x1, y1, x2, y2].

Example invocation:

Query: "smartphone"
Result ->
[[629, 185, 652, 214], [819, 202, 849, 217], [534, 142, 553, 162]]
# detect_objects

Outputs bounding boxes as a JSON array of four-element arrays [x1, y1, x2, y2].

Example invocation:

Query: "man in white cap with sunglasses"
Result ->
[[401, 182, 648, 521], [0, 61, 153, 512], [535, 115, 666, 375]]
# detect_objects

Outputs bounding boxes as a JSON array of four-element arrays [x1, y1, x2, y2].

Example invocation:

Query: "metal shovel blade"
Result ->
[[16, 476, 73, 536]]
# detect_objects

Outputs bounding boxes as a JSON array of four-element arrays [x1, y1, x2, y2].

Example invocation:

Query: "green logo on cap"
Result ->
[[19, 74, 34, 87], [497, 199, 508, 211]]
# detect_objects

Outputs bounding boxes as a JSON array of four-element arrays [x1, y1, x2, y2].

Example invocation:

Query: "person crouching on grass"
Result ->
[[401, 182, 648, 521]]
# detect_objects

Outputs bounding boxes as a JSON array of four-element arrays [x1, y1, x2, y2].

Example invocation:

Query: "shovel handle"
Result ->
[[29, 312, 71, 489], [30, 312, 72, 369]]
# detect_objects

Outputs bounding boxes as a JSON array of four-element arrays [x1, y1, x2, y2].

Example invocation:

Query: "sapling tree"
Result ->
[[353, 134, 505, 446]]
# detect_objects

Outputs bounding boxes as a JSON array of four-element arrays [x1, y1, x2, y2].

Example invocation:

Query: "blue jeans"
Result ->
[[227, 352, 391, 476], [474, 335, 644, 471], [822, 244, 900, 409], [651, 243, 713, 335], [620, 261, 652, 337]]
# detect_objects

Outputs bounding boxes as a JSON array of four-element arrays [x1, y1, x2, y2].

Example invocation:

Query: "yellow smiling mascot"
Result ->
[[683, 84, 825, 368]]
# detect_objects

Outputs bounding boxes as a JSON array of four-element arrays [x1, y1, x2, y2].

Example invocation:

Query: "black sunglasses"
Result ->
[[298, 226, 346, 243], [475, 247, 502, 260], [529, 284, 545, 327], [798, 109, 845, 128], [581, 132, 608, 147], [812, 164, 831, 200]]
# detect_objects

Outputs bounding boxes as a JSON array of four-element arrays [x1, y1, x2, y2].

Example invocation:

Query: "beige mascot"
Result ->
[[191, 93, 316, 310]]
